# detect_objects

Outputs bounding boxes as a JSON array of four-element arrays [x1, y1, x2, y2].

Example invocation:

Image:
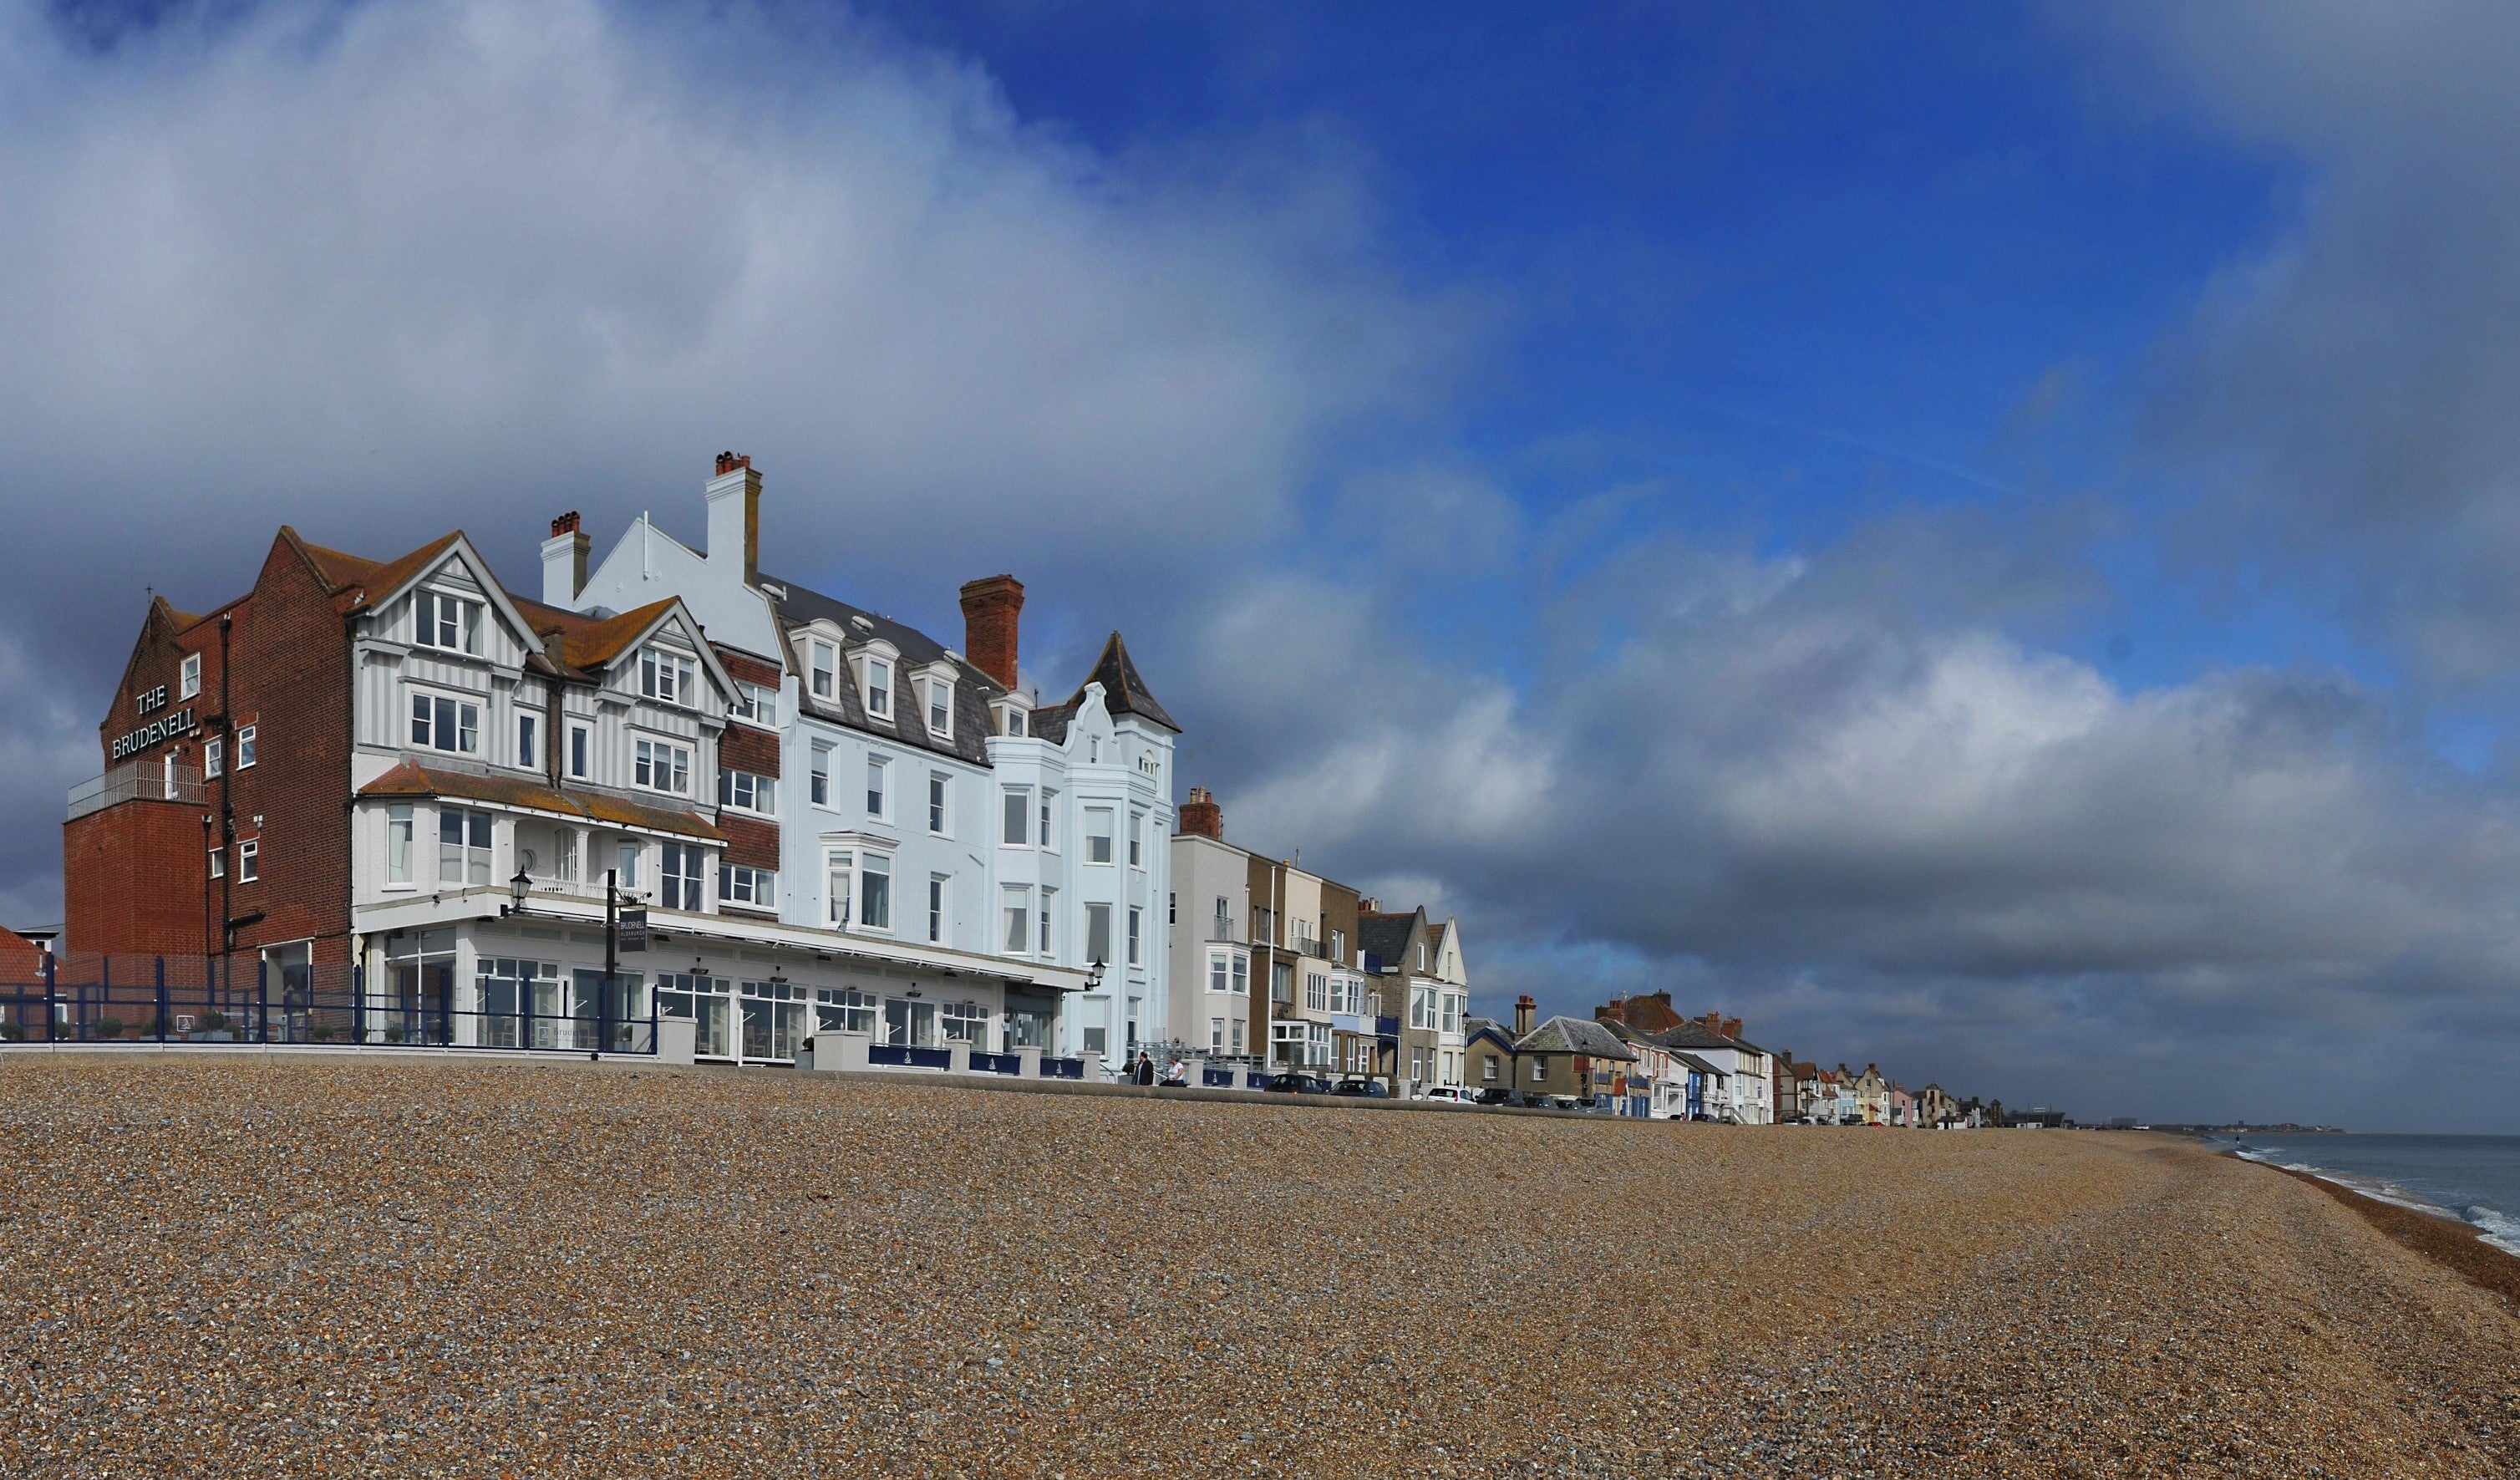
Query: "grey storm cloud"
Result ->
[[2091, 0, 2520, 695]]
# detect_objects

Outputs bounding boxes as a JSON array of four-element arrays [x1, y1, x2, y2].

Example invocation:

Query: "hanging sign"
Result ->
[[617, 907, 648, 953]]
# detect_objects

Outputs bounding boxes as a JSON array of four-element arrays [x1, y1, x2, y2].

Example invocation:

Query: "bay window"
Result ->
[[1127, 907, 1142, 966], [1085, 807, 1114, 864], [386, 804, 414, 884], [438, 807, 490, 886], [1001, 786, 1030, 846], [861, 853, 892, 931], [658, 842, 704, 910], [827, 850, 854, 928], [1085, 903, 1112, 966], [1001, 886, 1031, 954]]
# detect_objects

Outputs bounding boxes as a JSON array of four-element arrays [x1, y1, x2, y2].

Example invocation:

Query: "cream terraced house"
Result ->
[[555, 454, 1179, 1063]]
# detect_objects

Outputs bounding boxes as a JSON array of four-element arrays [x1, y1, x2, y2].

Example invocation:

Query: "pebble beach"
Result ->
[[4, 1056, 2517, 1477]]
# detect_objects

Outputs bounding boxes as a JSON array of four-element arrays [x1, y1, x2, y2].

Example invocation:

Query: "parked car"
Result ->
[[1263, 1071, 1334, 1096], [1471, 1086, 1517, 1106], [1420, 1085, 1471, 1104], [1333, 1076, 1390, 1099]]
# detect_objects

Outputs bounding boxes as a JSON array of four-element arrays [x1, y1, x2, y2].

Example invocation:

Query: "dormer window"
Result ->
[[640, 647, 698, 708], [862, 657, 893, 718], [921, 674, 953, 740], [415, 591, 482, 654], [1002, 707, 1027, 738], [810, 640, 836, 700]]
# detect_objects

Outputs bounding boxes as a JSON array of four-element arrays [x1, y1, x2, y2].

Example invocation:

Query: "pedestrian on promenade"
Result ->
[[1134, 1050, 1156, 1086]]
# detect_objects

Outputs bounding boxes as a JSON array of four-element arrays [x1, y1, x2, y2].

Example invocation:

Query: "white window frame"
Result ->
[[927, 874, 949, 944], [718, 769, 775, 815], [237, 837, 259, 882], [204, 738, 223, 778], [1001, 885, 1032, 955], [927, 771, 951, 837], [414, 589, 483, 655], [567, 722, 592, 780], [385, 804, 414, 886], [409, 691, 480, 755], [658, 841, 704, 911], [516, 712, 539, 771], [1084, 902, 1112, 966], [237, 725, 256, 769], [439, 807, 491, 887], [861, 656, 893, 719], [1001, 786, 1031, 847], [1128, 811, 1144, 868], [640, 647, 698, 708], [733, 680, 778, 728], [1039, 790, 1058, 852], [860, 852, 893, 933], [922, 674, 953, 740], [810, 640, 837, 700], [810, 741, 833, 808], [633, 737, 691, 796], [718, 862, 777, 908], [866, 755, 890, 821], [180, 653, 201, 699], [1039, 887, 1057, 956], [1085, 806, 1115, 865], [1127, 906, 1143, 967]]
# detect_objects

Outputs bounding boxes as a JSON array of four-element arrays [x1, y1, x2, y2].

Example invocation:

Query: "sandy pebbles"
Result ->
[[2, 1056, 2515, 1477]]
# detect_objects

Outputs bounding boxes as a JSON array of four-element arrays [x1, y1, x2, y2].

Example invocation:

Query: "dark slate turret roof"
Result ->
[[1077, 631, 1178, 732]]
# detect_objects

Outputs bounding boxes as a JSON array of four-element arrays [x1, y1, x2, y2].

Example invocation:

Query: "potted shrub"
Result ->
[[196, 1010, 231, 1042], [94, 1014, 124, 1040]]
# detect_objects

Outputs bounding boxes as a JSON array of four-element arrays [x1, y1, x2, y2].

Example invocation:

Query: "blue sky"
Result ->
[[11, 0, 2520, 1127]]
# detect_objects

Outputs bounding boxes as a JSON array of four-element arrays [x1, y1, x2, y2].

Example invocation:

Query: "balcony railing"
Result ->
[[1290, 933, 1324, 959], [1207, 917, 1238, 943], [68, 760, 204, 821]]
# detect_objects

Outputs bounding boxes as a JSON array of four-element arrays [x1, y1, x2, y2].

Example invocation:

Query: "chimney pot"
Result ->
[[705, 454, 763, 586], [1512, 993, 1537, 1037], [540, 516, 591, 607], [958, 573, 1024, 689], [550, 511, 581, 537]]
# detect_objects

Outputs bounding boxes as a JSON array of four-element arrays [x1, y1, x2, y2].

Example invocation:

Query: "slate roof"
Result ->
[[1653, 1021, 1769, 1055], [1462, 1015, 1516, 1048], [358, 760, 724, 841], [761, 572, 1000, 766], [1670, 1051, 1726, 1077], [1514, 1015, 1639, 1060], [1355, 911, 1420, 974], [1076, 631, 1179, 732]]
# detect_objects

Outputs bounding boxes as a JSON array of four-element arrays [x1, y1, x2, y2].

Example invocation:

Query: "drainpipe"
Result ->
[[217, 614, 235, 1005]]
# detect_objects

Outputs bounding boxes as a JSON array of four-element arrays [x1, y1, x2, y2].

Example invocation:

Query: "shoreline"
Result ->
[[2256, 1158, 2520, 1310]]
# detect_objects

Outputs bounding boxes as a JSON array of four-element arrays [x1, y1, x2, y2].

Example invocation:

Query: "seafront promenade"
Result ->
[[4, 1057, 2515, 1477]]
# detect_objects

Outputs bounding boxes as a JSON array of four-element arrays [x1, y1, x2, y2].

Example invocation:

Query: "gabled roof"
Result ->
[[1356, 908, 1424, 973], [358, 760, 723, 841], [1073, 631, 1178, 732], [1670, 1052, 1725, 1077], [1462, 1015, 1517, 1050], [1515, 1015, 1638, 1060]]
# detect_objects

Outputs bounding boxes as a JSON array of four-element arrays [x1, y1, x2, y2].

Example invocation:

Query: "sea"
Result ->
[[2215, 1132, 2520, 1255]]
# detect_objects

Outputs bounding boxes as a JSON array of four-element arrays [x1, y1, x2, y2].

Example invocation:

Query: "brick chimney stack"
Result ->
[[541, 511, 589, 606], [1513, 994, 1537, 1036], [958, 573, 1024, 690], [705, 452, 761, 586], [1178, 786, 1222, 839]]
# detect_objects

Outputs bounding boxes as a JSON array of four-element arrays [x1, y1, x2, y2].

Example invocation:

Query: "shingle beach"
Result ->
[[5, 1057, 2517, 1477]]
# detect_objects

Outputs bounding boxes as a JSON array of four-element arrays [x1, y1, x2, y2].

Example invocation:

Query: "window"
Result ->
[[208, 845, 224, 879], [811, 986, 876, 1035], [1128, 812, 1144, 867], [1441, 992, 1466, 1035], [1085, 807, 1114, 864], [1272, 960, 1293, 1003], [1483, 1055, 1500, 1083], [386, 805, 414, 884], [718, 864, 775, 907], [640, 648, 698, 707], [1001, 786, 1030, 846], [927, 875, 948, 943], [616, 842, 640, 889], [439, 808, 490, 886], [569, 724, 590, 780], [1210, 1017, 1225, 1054], [1209, 952, 1228, 993], [810, 641, 836, 700], [865, 756, 888, 819], [1039, 791, 1057, 852], [1002, 887, 1030, 954], [237, 725, 256, 769], [414, 591, 482, 654], [810, 742, 831, 806], [1530, 1056, 1547, 1084], [204, 738, 223, 778], [1330, 928, 1344, 963], [516, 713, 539, 770], [927, 772, 950, 835], [634, 739, 690, 794], [863, 658, 892, 717], [1127, 907, 1143, 967], [1410, 986, 1435, 1030], [861, 854, 892, 931], [1307, 972, 1327, 1012], [180, 653, 201, 699], [1232, 955, 1249, 994], [1230, 1020, 1246, 1055], [923, 677, 952, 738], [1416, 943, 1427, 970], [941, 1000, 989, 1044], [1169, 891, 1176, 925], [554, 832, 577, 882], [826, 851, 855, 928], [1083, 1022, 1108, 1056], [1039, 889, 1056, 955], [410, 694, 480, 755], [718, 769, 775, 813], [1002, 707, 1027, 738], [1085, 903, 1112, 965], [659, 842, 704, 910], [734, 680, 778, 727]]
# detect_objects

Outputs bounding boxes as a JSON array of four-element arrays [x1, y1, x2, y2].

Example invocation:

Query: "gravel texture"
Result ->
[[3, 1055, 2517, 1477]]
